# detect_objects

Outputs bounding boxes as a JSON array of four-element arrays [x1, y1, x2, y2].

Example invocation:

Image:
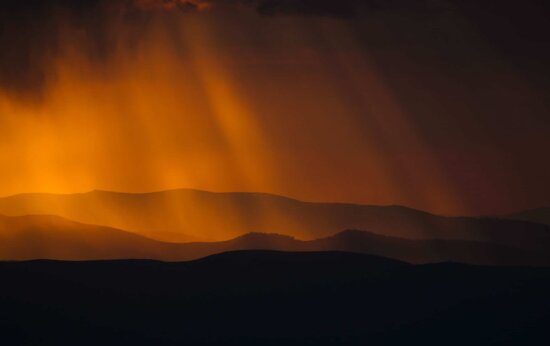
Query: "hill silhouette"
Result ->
[[1, 251, 549, 345], [1, 214, 549, 266], [308, 230, 550, 266], [0, 190, 550, 250], [0, 214, 186, 261], [505, 207, 550, 226]]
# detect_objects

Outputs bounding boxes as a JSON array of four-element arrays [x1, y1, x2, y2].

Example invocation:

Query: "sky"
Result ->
[[0, 0, 549, 215]]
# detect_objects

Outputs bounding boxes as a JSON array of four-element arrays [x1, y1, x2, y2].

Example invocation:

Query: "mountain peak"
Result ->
[[234, 232, 297, 242]]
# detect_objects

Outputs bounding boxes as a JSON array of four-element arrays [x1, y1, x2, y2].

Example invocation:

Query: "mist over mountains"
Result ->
[[2, 189, 550, 344], [1, 197, 550, 266], [0, 189, 548, 243]]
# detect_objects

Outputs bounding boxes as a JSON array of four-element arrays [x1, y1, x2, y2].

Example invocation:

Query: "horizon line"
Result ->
[[0, 187, 546, 217]]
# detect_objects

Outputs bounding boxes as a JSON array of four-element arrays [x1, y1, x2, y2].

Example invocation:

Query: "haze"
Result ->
[[1, 0, 549, 215]]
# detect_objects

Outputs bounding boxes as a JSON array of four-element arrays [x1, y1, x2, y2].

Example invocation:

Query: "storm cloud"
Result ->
[[1, 0, 549, 99], [0, 0, 207, 99]]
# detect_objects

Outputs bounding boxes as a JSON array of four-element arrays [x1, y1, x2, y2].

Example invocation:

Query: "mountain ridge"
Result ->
[[1, 189, 548, 245], [505, 207, 550, 226], [1, 214, 549, 266]]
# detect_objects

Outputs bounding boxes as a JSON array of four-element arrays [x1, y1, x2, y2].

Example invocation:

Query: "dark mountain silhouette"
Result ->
[[1, 190, 550, 251], [307, 230, 550, 266], [0, 214, 187, 261], [1, 251, 549, 345], [1, 214, 549, 266], [505, 207, 550, 226]]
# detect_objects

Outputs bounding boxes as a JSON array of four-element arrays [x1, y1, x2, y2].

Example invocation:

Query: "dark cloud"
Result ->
[[224, 0, 550, 68], [252, 0, 359, 18], [240, 0, 457, 18], [1, 0, 549, 99], [245, 0, 550, 85], [0, 0, 205, 100], [2, 1, 107, 99], [243, 0, 550, 22]]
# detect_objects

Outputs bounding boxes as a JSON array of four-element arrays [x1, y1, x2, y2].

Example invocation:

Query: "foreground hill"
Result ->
[[1, 251, 549, 345], [0, 190, 549, 249], [1, 214, 549, 265]]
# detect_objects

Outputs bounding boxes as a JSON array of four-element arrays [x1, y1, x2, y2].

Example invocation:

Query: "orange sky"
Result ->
[[0, 1, 549, 215]]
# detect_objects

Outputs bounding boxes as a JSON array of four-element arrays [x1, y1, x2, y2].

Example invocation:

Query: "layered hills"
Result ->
[[0, 190, 549, 250], [1, 214, 549, 266]]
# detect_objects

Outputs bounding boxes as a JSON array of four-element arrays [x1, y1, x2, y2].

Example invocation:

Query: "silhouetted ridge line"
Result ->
[[1, 252, 550, 345], [1, 189, 549, 246], [505, 207, 550, 226], [1, 213, 550, 266]]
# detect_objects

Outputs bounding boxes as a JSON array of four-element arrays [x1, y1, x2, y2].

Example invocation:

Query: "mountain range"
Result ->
[[1, 214, 549, 266], [0, 189, 549, 248], [505, 207, 550, 226]]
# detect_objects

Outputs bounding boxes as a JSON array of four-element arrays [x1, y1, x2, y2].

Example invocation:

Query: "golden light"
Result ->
[[0, 4, 471, 241]]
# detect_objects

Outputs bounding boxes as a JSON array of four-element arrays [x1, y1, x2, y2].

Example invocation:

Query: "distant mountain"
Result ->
[[307, 230, 550, 266], [1, 190, 550, 250], [0, 214, 186, 261], [1, 214, 548, 265], [504, 207, 550, 226], [1, 252, 550, 345]]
